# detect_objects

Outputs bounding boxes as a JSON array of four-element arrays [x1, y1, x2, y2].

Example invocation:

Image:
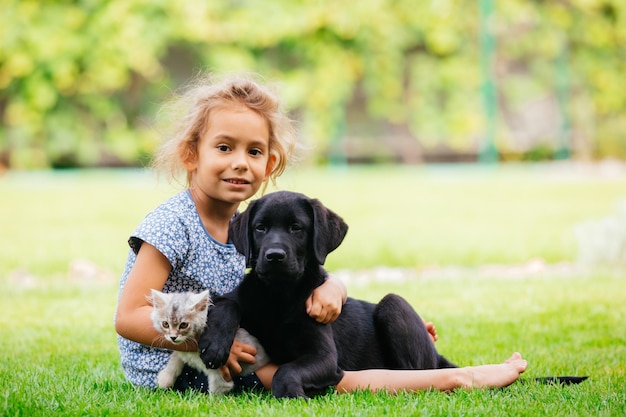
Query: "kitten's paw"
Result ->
[[210, 379, 234, 395], [157, 370, 176, 389], [208, 371, 234, 395]]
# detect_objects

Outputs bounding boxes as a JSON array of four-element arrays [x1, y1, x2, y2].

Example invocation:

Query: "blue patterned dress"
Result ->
[[115, 189, 246, 388]]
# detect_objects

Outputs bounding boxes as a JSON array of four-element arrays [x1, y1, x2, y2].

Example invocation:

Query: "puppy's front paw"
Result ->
[[272, 381, 308, 399], [199, 341, 230, 369], [272, 369, 308, 399]]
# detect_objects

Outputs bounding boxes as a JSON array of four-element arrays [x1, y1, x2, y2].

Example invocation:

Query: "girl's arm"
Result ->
[[115, 242, 193, 352], [305, 274, 347, 324], [115, 242, 258, 377]]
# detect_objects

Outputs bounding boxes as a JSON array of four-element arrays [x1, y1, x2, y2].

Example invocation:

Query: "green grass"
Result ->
[[2, 164, 625, 276], [1, 165, 625, 416]]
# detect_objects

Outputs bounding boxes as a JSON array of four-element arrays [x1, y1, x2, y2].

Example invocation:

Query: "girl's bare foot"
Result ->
[[423, 320, 438, 342], [461, 352, 527, 388]]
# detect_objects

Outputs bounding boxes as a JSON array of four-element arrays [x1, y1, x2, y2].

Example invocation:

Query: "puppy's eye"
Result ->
[[290, 224, 303, 232], [255, 224, 267, 233], [161, 321, 169, 329]]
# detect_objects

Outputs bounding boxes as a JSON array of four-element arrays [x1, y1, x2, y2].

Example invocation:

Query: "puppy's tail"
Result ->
[[436, 354, 457, 369]]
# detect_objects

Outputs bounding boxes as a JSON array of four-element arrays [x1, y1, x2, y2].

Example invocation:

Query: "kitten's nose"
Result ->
[[170, 336, 178, 342]]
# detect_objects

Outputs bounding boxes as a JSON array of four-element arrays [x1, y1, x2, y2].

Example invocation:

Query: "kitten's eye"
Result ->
[[161, 321, 169, 329], [179, 322, 189, 330]]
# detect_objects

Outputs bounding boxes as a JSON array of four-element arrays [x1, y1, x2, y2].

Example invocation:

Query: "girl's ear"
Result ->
[[182, 149, 198, 172], [264, 154, 277, 179], [183, 159, 196, 172]]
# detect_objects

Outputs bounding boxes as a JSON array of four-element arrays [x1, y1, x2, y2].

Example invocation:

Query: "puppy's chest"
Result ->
[[241, 303, 309, 362], [242, 301, 303, 333], [240, 277, 310, 324]]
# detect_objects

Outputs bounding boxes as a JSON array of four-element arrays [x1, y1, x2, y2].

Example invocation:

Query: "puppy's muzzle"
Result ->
[[264, 248, 286, 263], [256, 245, 298, 282]]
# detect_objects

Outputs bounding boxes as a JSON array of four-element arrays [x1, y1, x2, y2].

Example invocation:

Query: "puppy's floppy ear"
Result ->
[[309, 197, 349, 265], [228, 200, 257, 267]]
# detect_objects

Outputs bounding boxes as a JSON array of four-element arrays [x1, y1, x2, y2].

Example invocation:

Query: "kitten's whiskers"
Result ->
[[150, 334, 169, 349], [180, 337, 199, 351]]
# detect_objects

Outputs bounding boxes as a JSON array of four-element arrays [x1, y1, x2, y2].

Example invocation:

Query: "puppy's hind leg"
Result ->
[[374, 294, 456, 370]]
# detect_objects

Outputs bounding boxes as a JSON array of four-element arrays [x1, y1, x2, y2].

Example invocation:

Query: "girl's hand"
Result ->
[[305, 275, 347, 324], [221, 339, 257, 381]]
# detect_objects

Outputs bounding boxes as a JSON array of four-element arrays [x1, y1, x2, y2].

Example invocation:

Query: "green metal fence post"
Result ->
[[554, 38, 572, 160], [479, 0, 498, 163]]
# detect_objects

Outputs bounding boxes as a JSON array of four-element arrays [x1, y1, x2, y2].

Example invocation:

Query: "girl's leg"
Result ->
[[254, 353, 527, 394], [255, 363, 278, 390], [336, 353, 527, 393]]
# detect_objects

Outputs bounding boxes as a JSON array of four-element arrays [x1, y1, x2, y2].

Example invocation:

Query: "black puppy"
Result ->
[[200, 191, 456, 398]]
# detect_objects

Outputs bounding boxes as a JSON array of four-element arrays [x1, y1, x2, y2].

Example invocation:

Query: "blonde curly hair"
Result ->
[[153, 72, 297, 191]]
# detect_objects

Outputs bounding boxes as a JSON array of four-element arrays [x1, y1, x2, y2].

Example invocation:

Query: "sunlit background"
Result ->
[[1, 0, 625, 169]]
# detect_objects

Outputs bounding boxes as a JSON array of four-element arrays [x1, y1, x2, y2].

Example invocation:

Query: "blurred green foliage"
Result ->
[[1, 0, 625, 168]]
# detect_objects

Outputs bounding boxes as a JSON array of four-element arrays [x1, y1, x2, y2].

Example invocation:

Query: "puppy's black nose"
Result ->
[[265, 248, 286, 262]]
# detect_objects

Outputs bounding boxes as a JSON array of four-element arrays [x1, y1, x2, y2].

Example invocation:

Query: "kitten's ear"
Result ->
[[192, 290, 212, 313], [147, 289, 167, 309]]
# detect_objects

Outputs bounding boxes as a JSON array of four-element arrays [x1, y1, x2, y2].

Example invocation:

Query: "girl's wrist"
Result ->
[[327, 275, 347, 304]]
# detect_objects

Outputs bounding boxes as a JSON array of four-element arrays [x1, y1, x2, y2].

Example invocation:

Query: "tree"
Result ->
[[1, 0, 624, 168]]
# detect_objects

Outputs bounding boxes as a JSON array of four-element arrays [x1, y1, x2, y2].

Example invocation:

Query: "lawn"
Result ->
[[1, 164, 625, 416]]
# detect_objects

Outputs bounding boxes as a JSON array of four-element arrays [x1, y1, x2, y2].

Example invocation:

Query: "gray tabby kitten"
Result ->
[[149, 289, 269, 394]]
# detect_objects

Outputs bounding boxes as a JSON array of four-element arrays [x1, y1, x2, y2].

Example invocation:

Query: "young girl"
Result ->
[[114, 73, 527, 394]]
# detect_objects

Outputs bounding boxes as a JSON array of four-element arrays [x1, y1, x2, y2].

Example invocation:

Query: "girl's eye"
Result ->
[[179, 322, 189, 330], [217, 145, 230, 152], [249, 148, 262, 156], [161, 321, 169, 329]]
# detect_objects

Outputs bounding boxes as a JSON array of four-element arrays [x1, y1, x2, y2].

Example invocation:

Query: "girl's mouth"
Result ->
[[224, 178, 249, 185]]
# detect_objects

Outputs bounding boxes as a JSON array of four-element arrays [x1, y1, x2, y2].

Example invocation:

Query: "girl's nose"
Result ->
[[231, 152, 249, 170]]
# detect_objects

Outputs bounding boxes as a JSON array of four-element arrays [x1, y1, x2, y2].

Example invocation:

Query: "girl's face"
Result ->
[[185, 104, 275, 206]]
